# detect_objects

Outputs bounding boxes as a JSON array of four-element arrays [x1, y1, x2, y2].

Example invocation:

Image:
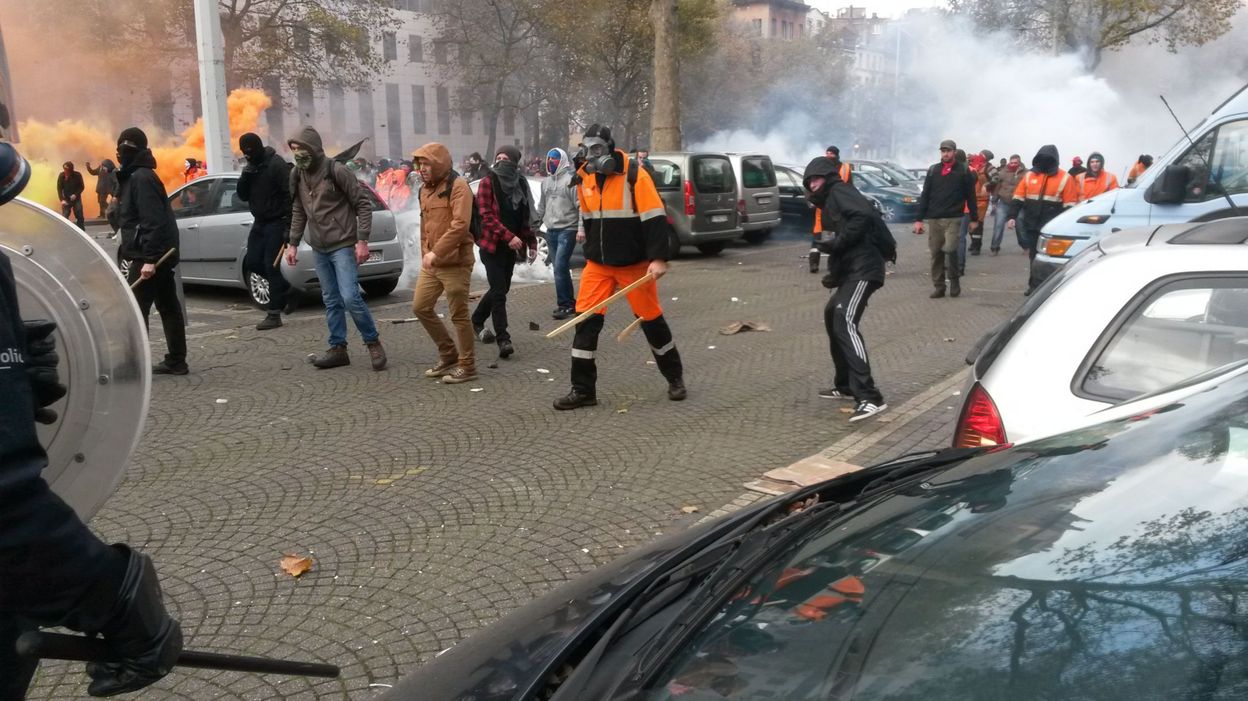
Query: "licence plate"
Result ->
[[710, 215, 728, 223], [757, 197, 772, 205], [367, 251, 383, 263]]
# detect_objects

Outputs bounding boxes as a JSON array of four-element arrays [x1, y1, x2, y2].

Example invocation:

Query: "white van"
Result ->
[[1033, 84, 1248, 282]]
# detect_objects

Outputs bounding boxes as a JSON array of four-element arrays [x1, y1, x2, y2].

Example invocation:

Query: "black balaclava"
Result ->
[[492, 145, 526, 211], [239, 132, 264, 163], [116, 126, 148, 169]]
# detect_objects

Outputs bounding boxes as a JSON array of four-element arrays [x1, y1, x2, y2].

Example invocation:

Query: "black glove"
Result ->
[[23, 319, 67, 424], [821, 272, 840, 290], [84, 545, 183, 697]]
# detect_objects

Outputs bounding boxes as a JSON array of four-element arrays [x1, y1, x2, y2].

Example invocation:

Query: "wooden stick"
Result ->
[[129, 248, 177, 290], [273, 243, 288, 269], [617, 316, 643, 342], [545, 273, 655, 339]]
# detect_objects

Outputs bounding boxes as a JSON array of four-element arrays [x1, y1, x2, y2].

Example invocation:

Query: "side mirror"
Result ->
[[1145, 164, 1189, 205]]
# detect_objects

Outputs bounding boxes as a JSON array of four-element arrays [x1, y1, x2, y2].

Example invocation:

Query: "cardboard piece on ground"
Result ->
[[720, 320, 772, 335], [744, 456, 863, 496]]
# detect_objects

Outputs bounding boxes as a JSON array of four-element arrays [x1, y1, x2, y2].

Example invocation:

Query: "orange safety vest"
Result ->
[[1127, 162, 1148, 185], [1078, 171, 1119, 200], [1012, 168, 1080, 209], [184, 165, 206, 183], [813, 162, 853, 233]]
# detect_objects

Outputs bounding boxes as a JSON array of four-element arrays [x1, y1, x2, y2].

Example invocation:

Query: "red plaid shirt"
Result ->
[[475, 174, 537, 255]]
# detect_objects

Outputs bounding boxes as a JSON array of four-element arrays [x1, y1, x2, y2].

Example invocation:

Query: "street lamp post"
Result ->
[[193, 0, 232, 173]]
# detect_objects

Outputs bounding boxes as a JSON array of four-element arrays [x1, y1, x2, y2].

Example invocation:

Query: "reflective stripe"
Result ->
[[582, 209, 639, 219], [844, 281, 869, 361], [651, 341, 676, 355], [571, 348, 595, 359], [638, 207, 666, 222]]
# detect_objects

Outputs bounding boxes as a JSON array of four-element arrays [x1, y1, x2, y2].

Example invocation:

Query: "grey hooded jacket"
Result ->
[[533, 148, 580, 231]]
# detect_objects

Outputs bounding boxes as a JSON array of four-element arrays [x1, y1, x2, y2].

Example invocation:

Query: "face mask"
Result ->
[[582, 141, 616, 175], [293, 152, 313, 170]]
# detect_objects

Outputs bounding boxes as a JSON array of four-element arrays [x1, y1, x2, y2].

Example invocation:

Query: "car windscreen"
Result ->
[[692, 157, 735, 194], [740, 156, 776, 189], [644, 374, 1248, 700], [650, 159, 682, 192]]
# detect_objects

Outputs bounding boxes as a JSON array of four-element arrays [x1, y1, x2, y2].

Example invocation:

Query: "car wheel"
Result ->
[[362, 278, 399, 298], [743, 229, 769, 245], [696, 241, 726, 255], [881, 204, 897, 222], [248, 271, 272, 308]]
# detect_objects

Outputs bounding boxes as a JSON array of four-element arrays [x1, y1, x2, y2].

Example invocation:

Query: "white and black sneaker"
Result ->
[[849, 401, 888, 422], [818, 388, 854, 401]]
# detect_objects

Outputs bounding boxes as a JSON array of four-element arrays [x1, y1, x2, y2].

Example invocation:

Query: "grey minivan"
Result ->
[[726, 152, 782, 244], [647, 152, 744, 255]]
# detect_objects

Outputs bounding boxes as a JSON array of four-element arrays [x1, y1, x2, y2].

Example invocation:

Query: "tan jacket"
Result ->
[[413, 143, 475, 268]]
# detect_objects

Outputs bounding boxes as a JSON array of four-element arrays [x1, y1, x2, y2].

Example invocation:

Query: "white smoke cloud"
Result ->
[[394, 208, 553, 292]]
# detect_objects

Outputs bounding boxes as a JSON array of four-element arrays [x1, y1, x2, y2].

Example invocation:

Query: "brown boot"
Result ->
[[366, 340, 387, 371], [312, 345, 349, 369]]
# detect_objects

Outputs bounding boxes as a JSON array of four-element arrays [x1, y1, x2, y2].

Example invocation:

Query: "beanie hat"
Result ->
[[1088, 151, 1105, 165], [117, 126, 148, 150], [0, 142, 31, 206], [239, 132, 264, 157], [496, 144, 522, 164]]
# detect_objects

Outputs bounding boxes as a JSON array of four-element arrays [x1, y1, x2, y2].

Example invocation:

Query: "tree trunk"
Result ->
[[650, 0, 681, 151], [485, 79, 505, 158]]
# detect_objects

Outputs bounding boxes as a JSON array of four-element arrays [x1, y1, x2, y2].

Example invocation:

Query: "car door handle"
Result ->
[[240, 221, 254, 227], [185, 224, 199, 230]]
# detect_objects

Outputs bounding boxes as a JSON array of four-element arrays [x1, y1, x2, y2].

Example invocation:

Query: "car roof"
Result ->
[[1092, 217, 1248, 255]]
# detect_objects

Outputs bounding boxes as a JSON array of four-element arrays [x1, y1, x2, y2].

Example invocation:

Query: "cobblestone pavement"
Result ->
[[31, 222, 1033, 699]]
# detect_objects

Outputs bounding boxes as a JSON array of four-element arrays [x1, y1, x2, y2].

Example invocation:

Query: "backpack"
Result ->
[[444, 170, 483, 243]]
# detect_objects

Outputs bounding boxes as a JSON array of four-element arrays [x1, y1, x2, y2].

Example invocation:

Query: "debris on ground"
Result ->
[[680, 505, 700, 514], [720, 320, 771, 335], [529, 321, 540, 331], [536, 368, 550, 374], [280, 553, 313, 578], [943, 337, 956, 342], [470, 387, 485, 392]]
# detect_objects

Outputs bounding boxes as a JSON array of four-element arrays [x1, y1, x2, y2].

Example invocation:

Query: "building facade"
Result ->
[[731, 0, 813, 40]]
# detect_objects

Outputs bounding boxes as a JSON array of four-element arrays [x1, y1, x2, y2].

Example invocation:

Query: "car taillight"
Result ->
[[1042, 236, 1075, 257], [683, 181, 695, 215], [737, 198, 747, 221], [953, 383, 1006, 448]]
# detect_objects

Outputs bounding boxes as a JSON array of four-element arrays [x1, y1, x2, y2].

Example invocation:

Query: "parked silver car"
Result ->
[[647, 152, 744, 255], [725, 152, 782, 243], [956, 217, 1248, 448], [122, 173, 403, 306]]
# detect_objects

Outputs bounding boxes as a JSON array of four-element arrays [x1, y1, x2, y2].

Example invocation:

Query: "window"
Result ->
[[752, 19, 762, 36], [503, 108, 515, 136], [293, 26, 310, 53], [775, 167, 800, 191], [1081, 277, 1248, 401], [650, 159, 682, 191], [385, 84, 402, 157], [215, 180, 249, 214], [170, 180, 214, 218], [692, 157, 735, 193], [740, 156, 776, 188], [296, 78, 315, 121], [383, 32, 397, 62], [433, 41, 447, 65], [408, 35, 423, 63], [460, 109, 473, 135], [1179, 120, 1248, 202], [329, 83, 346, 136], [770, 17, 777, 37], [436, 87, 450, 135], [411, 86, 427, 134], [359, 91, 375, 144]]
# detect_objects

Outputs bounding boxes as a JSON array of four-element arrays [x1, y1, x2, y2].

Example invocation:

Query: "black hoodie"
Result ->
[[1007, 144, 1071, 234], [237, 146, 293, 225], [803, 157, 886, 286], [116, 149, 180, 265]]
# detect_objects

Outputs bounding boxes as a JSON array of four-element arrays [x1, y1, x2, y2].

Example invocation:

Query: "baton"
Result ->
[[546, 274, 655, 339], [129, 248, 177, 290], [274, 243, 288, 269], [17, 632, 340, 679], [617, 316, 643, 342]]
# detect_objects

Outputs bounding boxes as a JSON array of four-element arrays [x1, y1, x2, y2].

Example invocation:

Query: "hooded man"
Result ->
[[286, 126, 386, 370], [236, 133, 294, 330], [1067, 156, 1086, 178], [183, 157, 206, 183], [114, 127, 188, 375], [810, 146, 854, 273], [1007, 144, 1079, 294], [914, 139, 977, 298], [472, 145, 537, 360], [1077, 152, 1119, 201], [991, 153, 1026, 254], [804, 157, 889, 422], [56, 161, 86, 229], [411, 142, 477, 383], [556, 123, 685, 410], [464, 152, 486, 181], [534, 147, 580, 319], [966, 152, 992, 256], [85, 158, 118, 225]]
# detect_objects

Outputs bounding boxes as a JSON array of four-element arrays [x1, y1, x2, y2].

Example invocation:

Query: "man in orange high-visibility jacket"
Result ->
[[1077, 152, 1119, 201], [557, 123, 685, 410], [810, 145, 853, 273], [1127, 154, 1153, 186], [1007, 144, 1079, 294]]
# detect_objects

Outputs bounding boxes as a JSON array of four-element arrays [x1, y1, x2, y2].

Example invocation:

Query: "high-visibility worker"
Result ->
[[1077, 152, 1119, 201], [1127, 154, 1153, 186], [1007, 144, 1079, 293], [556, 123, 685, 410], [810, 145, 852, 273]]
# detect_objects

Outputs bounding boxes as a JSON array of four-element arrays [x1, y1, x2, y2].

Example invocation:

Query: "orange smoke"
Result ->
[[16, 88, 273, 218]]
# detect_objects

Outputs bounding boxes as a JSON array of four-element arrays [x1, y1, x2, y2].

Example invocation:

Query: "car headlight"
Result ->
[[1076, 214, 1111, 224], [1041, 236, 1077, 257], [901, 196, 916, 203]]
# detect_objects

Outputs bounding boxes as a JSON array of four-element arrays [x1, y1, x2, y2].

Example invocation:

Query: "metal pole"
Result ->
[[193, 0, 232, 174]]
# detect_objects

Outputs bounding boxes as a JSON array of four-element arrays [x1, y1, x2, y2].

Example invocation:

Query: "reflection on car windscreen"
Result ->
[[645, 382, 1248, 700], [741, 157, 776, 188], [693, 158, 734, 194]]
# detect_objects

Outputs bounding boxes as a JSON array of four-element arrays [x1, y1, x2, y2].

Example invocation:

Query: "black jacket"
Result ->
[[916, 161, 977, 220], [116, 149, 180, 265], [237, 146, 293, 225], [1007, 144, 1068, 235], [804, 158, 886, 286], [0, 254, 126, 635], [87, 160, 119, 196], [56, 170, 85, 201]]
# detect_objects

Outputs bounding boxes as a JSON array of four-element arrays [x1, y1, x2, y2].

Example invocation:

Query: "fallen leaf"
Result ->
[[280, 554, 313, 577], [720, 320, 772, 335], [681, 505, 700, 514], [617, 407, 629, 414], [529, 321, 540, 331]]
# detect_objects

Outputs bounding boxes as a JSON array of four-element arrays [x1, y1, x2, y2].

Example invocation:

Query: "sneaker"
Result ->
[[441, 366, 478, 384], [474, 324, 496, 344], [668, 379, 687, 401], [256, 313, 282, 331], [498, 340, 515, 359], [950, 279, 961, 298], [849, 401, 888, 423], [818, 388, 854, 401], [366, 340, 387, 371], [808, 248, 820, 273], [424, 359, 458, 378], [552, 306, 574, 320], [929, 287, 946, 299], [152, 360, 189, 376], [554, 389, 597, 410], [312, 345, 349, 369]]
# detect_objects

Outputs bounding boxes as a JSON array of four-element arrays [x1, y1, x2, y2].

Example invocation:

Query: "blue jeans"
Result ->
[[546, 227, 577, 309], [313, 246, 379, 347], [991, 199, 1010, 250]]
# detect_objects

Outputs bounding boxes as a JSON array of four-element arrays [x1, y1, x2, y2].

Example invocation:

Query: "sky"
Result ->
[[806, 0, 945, 19]]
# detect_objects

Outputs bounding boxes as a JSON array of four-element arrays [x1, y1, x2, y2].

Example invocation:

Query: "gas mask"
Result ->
[[581, 138, 617, 175]]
